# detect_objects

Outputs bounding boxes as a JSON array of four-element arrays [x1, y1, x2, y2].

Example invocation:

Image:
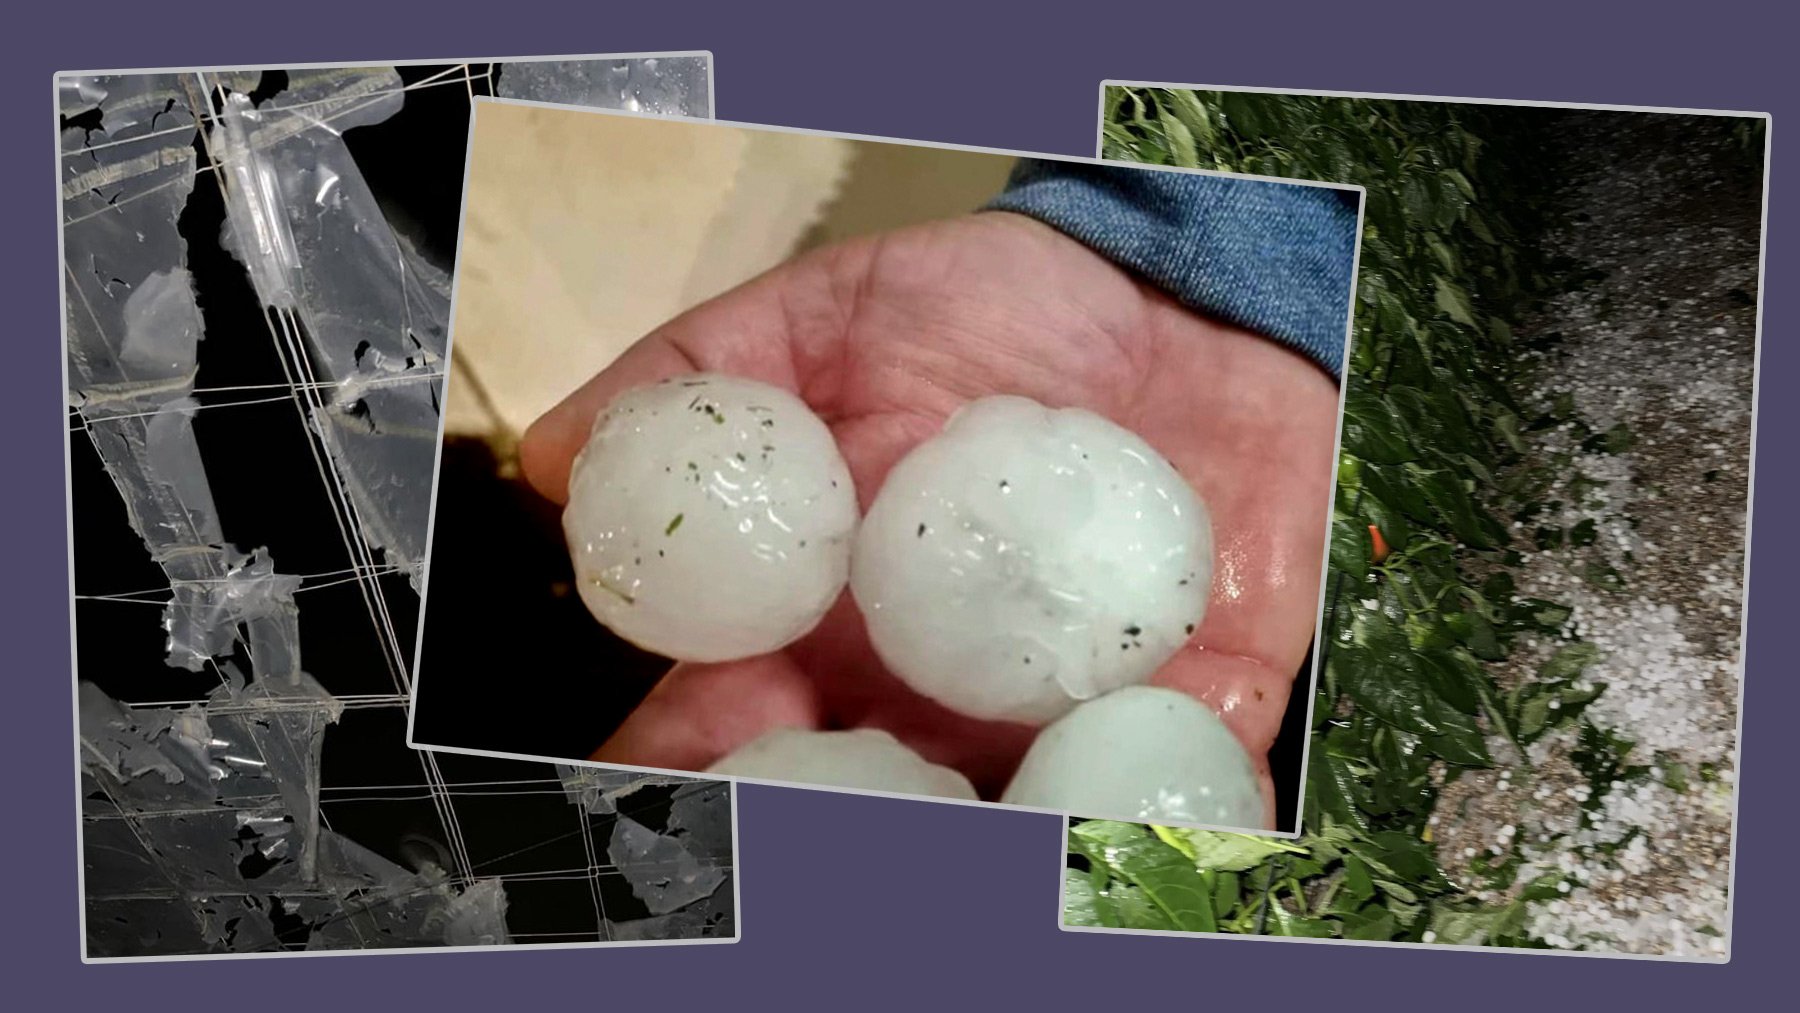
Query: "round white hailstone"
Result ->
[[563, 373, 858, 662], [1000, 686, 1263, 828], [850, 395, 1210, 724], [705, 728, 978, 799]]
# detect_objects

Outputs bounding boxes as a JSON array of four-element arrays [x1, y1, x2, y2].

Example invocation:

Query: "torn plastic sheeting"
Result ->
[[79, 675, 341, 885], [60, 75, 108, 117], [430, 878, 511, 947], [208, 671, 343, 880], [207, 68, 447, 579], [608, 816, 727, 915], [236, 811, 295, 864], [299, 832, 509, 951], [107, 804, 307, 895], [554, 763, 694, 815], [77, 680, 324, 824], [82, 826, 506, 955], [60, 75, 222, 578], [607, 879, 734, 941], [86, 896, 214, 957], [668, 781, 733, 862], [82, 813, 181, 898], [78, 401, 225, 581], [62, 74, 201, 395], [195, 895, 283, 951], [78, 681, 224, 797], [305, 886, 500, 951], [213, 91, 302, 309], [114, 267, 204, 383], [495, 57, 712, 117], [311, 370, 445, 577], [61, 74, 260, 666], [163, 546, 303, 675]]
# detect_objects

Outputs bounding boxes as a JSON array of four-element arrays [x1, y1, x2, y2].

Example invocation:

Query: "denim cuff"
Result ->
[[985, 159, 1359, 381]]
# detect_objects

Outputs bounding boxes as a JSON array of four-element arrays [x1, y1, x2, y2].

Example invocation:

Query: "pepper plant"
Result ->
[[1073, 87, 1614, 945]]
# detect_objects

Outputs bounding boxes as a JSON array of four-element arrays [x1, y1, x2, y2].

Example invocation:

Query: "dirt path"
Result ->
[[1430, 112, 1761, 956]]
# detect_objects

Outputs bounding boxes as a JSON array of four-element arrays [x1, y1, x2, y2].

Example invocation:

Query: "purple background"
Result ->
[[9, 0, 1786, 1003]]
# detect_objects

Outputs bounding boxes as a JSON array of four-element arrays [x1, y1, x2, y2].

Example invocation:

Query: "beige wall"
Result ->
[[447, 103, 1016, 441]]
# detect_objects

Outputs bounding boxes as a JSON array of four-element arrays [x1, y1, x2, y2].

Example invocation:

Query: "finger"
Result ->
[[520, 337, 703, 504], [590, 653, 824, 772]]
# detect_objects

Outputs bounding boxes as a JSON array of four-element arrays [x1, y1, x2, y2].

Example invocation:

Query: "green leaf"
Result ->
[[1341, 656, 1437, 735], [1165, 89, 1219, 148], [1341, 393, 1418, 464], [1494, 411, 1527, 454], [1158, 110, 1200, 167], [1343, 905, 1399, 941], [1515, 689, 1555, 743], [1154, 827, 1309, 871], [1331, 518, 1371, 582], [1107, 884, 1179, 931], [1309, 748, 1372, 833], [1073, 825, 1218, 932], [1444, 167, 1477, 201], [1541, 642, 1601, 681], [1063, 868, 1106, 926], [1343, 852, 1375, 902], [1356, 831, 1452, 891], [1428, 901, 1527, 946], [1467, 207, 1497, 244], [1427, 233, 1460, 275], [1444, 610, 1502, 660], [1269, 905, 1338, 938], [1410, 465, 1495, 548], [1360, 462, 1436, 525], [1069, 820, 1144, 848], [1415, 648, 1485, 715], [1424, 714, 1492, 767], [1213, 870, 1241, 920], [1433, 276, 1478, 328]]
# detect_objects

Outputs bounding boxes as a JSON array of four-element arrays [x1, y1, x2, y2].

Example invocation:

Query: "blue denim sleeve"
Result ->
[[985, 159, 1360, 381]]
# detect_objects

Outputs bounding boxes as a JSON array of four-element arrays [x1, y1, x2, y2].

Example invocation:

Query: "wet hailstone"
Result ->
[[850, 396, 1210, 723], [1001, 686, 1263, 828], [705, 728, 978, 799], [564, 373, 858, 662]]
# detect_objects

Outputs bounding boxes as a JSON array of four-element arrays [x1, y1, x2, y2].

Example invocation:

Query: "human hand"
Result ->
[[520, 211, 1339, 826]]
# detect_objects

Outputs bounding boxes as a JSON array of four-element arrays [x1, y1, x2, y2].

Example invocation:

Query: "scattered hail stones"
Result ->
[[705, 728, 978, 799], [563, 373, 858, 662], [851, 395, 1211, 724], [1001, 686, 1264, 828]]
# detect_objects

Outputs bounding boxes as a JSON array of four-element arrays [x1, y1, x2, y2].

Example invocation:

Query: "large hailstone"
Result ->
[[563, 374, 858, 662], [705, 728, 978, 799], [1001, 686, 1263, 828], [850, 395, 1210, 724]]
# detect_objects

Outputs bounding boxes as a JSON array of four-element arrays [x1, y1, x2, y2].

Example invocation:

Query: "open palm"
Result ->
[[521, 211, 1339, 826]]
